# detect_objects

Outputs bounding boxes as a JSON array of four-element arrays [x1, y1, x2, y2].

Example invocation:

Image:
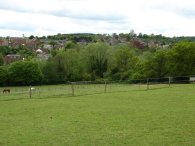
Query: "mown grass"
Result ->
[[0, 84, 195, 146]]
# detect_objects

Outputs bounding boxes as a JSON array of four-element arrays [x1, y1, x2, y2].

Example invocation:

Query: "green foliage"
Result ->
[[84, 43, 109, 79], [43, 49, 84, 83], [169, 42, 195, 76], [9, 61, 43, 85], [1, 36, 195, 85], [131, 60, 145, 79], [64, 41, 77, 50], [115, 48, 136, 72], [17, 45, 36, 57], [0, 53, 4, 66], [42, 61, 58, 84], [49, 41, 58, 49], [142, 50, 170, 78], [0, 46, 9, 55], [110, 45, 138, 80], [51, 49, 57, 57], [29, 35, 35, 39], [0, 66, 9, 85], [0, 46, 15, 55]]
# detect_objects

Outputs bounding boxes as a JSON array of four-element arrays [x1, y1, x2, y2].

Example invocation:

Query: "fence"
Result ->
[[0, 76, 195, 101]]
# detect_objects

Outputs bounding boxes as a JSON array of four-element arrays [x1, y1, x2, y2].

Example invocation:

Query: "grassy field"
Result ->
[[0, 84, 195, 146]]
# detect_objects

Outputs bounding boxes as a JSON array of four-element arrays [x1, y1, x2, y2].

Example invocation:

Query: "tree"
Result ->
[[142, 50, 170, 78], [64, 41, 77, 50], [110, 46, 138, 80], [49, 41, 58, 49], [42, 61, 58, 84], [0, 53, 4, 66], [17, 45, 35, 57], [29, 35, 35, 39], [0, 46, 12, 55], [9, 61, 43, 85], [169, 42, 195, 76], [46, 49, 84, 82], [0, 66, 9, 85], [84, 43, 109, 79]]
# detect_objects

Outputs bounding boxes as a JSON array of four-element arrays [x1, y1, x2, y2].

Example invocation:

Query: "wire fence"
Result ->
[[0, 76, 195, 101]]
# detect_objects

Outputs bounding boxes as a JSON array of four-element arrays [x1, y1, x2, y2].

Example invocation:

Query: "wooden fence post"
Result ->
[[104, 80, 107, 93], [147, 78, 149, 90], [29, 85, 32, 98], [139, 79, 141, 89], [169, 77, 171, 87], [71, 82, 75, 96]]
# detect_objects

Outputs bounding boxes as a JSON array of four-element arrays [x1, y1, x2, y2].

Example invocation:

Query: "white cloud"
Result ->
[[0, 0, 195, 37]]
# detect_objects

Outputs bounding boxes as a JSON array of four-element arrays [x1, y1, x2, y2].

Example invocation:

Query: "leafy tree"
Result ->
[[65, 50, 84, 81], [84, 43, 109, 79], [17, 45, 36, 57], [9, 61, 43, 85], [45, 49, 82, 82], [0, 53, 4, 66], [49, 41, 58, 49], [110, 46, 138, 80], [169, 42, 195, 76], [142, 50, 170, 78], [131, 59, 145, 79], [51, 49, 58, 57], [0, 46, 12, 55], [29, 35, 35, 39], [41, 36, 46, 39], [52, 52, 66, 82], [64, 41, 77, 50], [42, 61, 58, 83], [0, 66, 9, 85]]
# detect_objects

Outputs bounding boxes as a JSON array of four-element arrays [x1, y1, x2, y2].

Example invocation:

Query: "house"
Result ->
[[0, 38, 8, 46], [26, 38, 41, 50], [36, 48, 50, 60], [5, 37, 41, 50], [43, 44, 52, 50], [9, 37, 27, 48], [36, 49, 43, 54], [131, 38, 147, 49], [37, 54, 50, 60], [3, 54, 21, 64]]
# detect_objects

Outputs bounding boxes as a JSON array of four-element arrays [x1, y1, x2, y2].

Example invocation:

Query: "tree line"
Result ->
[[0, 41, 195, 86]]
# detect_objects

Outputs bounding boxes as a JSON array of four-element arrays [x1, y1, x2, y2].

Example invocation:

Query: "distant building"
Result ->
[[131, 38, 147, 49], [0, 38, 8, 46], [26, 38, 41, 50], [0, 37, 41, 50], [3, 54, 21, 64], [36, 49, 43, 54], [37, 54, 50, 60], [43, 44, 52, 50]]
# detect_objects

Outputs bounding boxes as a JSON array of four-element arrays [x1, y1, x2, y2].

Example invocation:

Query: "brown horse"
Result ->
[[3, 89, 10, 93]]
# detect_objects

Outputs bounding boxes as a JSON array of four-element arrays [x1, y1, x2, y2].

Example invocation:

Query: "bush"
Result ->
[[9, 61, 43, 85]]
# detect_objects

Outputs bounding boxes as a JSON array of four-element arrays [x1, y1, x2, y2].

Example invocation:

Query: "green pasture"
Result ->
[[0, 84, 195, 146]]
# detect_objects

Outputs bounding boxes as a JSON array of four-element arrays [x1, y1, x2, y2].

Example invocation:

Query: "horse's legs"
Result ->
[[3, 89, 10, 93]]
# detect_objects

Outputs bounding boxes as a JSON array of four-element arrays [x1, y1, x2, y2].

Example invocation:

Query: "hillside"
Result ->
[[0, 32, 195, 86]]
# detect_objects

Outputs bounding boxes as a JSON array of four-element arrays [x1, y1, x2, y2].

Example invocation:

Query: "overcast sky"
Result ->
[[0, 0, 195, 37]]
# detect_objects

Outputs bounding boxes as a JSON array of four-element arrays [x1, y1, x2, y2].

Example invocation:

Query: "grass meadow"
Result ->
[[0, 83, 195, 146]]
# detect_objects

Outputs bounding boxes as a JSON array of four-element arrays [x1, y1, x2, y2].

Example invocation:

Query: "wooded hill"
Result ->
[[1, 32, 195, 86]]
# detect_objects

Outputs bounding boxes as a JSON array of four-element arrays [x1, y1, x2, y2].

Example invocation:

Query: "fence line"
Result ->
[[0, 75, 195, 100]]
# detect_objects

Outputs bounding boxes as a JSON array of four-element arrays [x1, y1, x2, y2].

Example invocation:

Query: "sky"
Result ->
[[0, 0, 195, 37]]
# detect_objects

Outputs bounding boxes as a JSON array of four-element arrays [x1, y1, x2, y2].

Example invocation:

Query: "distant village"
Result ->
[[0, 32, 195, 65]]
